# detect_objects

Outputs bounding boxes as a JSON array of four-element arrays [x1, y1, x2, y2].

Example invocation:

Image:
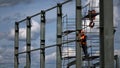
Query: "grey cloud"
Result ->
[[0, 0, 34, 7], [0, 13, 26, 24]]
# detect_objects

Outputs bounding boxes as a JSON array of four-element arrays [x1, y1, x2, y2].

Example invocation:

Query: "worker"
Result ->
[[78, 30, 89, 57], [88, 10, 96, 28]]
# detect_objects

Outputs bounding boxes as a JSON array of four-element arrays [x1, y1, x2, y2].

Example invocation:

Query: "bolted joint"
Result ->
[[40, 48, 45, 50], [41, 40, 45, 43], [27, 51, 30, 53], [15, 53, 18, 56], [15, 47, 19, 49], [15, 22, 19, 25], [41, 10, 46, 23], [57, 3, 62, 16], [41, 10, 45, 14], [26, 16, 31, 20], [27, 24, 31, 28], [15, 22, 19, 32], [27, 43, 31, 46], [57, 3, 62, 7], [57, 35, 62, 38], [26, 16, 31, 28], [57, 44, 61, 47], [15, 29, 19, 32], [76, 6, 82, 10], [40, 40, 45, 45], [57, 13, 62, 17], [41, 43, 45, 45], [41, 19, 45, 23]]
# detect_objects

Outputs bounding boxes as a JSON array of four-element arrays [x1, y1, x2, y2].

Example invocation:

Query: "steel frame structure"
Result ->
[[14, 0, 115, 68], [14, 0, 72, 68]]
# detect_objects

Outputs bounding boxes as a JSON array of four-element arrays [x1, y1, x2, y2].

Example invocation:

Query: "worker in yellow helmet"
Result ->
[[78, 30, 89, 57]]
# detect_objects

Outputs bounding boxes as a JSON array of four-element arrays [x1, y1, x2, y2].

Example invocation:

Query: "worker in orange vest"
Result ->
[[78, 30, 89, 57]]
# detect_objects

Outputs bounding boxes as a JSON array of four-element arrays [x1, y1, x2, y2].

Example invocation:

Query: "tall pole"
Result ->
[[14, 22, 19, 68], [56, 3, 62, 68], [76, 0, 82, 68], [100, 0, 114, 68], [26, 17, 31, 68], [40, 10, 46, 68]]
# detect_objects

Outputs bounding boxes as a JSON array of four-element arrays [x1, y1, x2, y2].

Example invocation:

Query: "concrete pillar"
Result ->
[[100, 0, 114, 68], [76, 0, 82, 68], [14, 22, 19, 68], [56, 3, 62, 68], [40, 10, 46, 68], [26, 17, 31, 68]]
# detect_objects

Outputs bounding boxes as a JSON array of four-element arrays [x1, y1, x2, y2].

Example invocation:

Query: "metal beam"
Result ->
[[26, 17, 31, 68], [14, 22, 19, 68], [67, 60, 76, 68], [76, 0, 82, 68], [100, 0, 114, 68], [40, 10, 46, 68], [18, 40, 76, 54], [56, 3, 62, 68], [17, 0, 72, 23]]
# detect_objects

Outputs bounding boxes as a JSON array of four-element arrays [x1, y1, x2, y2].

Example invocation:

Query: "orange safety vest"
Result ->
[[80, 34, 87, 45]]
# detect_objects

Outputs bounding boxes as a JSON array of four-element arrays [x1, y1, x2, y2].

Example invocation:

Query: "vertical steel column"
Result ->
[[117, 56, 119, 68], [76, 0, 82, 68], [26, 17, 31, 68], [14, 22, 19, 68], [100, 0, 114, 68], [40, 10, 46, 68], [116, 55, 119, 68], [56, 3, 62, 68]]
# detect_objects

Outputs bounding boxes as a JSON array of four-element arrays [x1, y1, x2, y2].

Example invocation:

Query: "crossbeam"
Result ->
[[17, 40, 76, 55], [17, 0, 72, 23]]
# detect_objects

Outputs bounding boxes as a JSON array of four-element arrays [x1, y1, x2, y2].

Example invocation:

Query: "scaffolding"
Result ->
[[14, 0, 116, 68]]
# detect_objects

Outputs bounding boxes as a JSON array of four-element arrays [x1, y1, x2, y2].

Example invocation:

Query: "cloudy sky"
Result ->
[[0, 0, 120, 68]]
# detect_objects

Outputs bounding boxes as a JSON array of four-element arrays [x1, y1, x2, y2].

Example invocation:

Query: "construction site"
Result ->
[[14, 0, 119, 68]]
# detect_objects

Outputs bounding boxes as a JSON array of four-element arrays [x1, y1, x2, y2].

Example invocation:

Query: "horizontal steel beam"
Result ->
[[17, 0, 72, 24], [17, 40, 76, 54]]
